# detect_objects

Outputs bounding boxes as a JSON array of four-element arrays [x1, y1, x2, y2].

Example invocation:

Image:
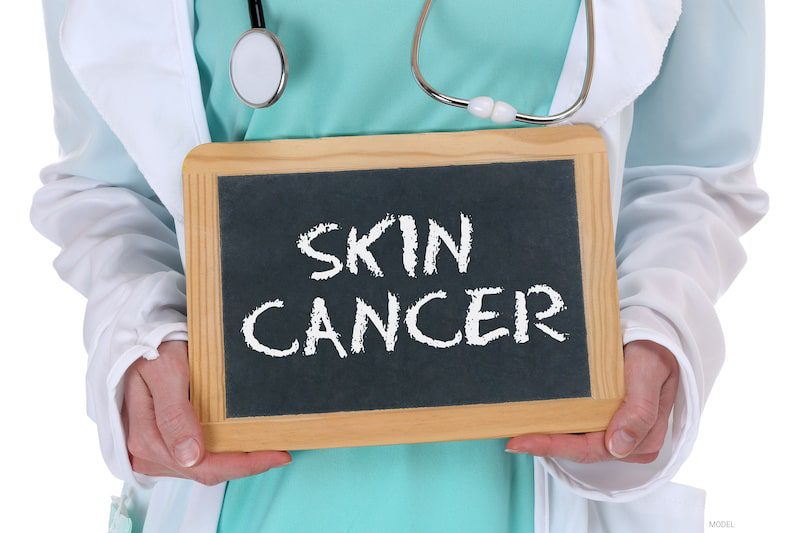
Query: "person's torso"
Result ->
[[193, 2, 579, 531], [195, 0, 580, 142]]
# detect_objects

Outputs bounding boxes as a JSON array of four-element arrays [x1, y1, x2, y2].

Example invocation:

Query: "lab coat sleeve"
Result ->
[[538, 0, 769, 499], [29, 0, 187, 487]]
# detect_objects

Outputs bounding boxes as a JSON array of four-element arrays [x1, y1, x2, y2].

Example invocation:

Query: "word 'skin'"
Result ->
[[241, 213, 569, 358]]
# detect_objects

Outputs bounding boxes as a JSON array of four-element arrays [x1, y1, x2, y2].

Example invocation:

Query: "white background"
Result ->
[[0, 3, 796, 532]]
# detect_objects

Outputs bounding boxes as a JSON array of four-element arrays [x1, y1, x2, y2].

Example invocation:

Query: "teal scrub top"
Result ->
[[192, 1, 579, 531]]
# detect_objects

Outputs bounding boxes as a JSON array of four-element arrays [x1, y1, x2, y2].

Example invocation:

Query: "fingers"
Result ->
[[506, 432, 661, 464], [605, 340, 678, 459], [506, 432, 612, 463], [130, 456, 182, 478], [131, 449, 292, 485], [184, 451, 293, 486]]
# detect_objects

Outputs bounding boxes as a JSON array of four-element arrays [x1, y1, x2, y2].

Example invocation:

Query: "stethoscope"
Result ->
[[230, 0, 595, 125]]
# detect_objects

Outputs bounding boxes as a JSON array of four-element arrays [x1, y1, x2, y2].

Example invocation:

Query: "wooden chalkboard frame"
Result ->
[[183, 125, 624, 452]]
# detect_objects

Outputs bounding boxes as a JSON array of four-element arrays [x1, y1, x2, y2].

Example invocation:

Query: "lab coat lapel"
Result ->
[[551, 0, 683, 127], [58, 0, 210, 224], [59, 5, 222, 531]]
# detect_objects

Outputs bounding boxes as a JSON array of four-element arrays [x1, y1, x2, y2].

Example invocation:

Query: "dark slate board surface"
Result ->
[[217, 160, 589, 418]]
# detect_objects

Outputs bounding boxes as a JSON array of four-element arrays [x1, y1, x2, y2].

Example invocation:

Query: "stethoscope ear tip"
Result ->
[[230, 28, 288, 109]]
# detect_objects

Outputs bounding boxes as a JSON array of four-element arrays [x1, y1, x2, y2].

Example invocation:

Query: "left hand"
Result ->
[[506, 340, 679, 464]]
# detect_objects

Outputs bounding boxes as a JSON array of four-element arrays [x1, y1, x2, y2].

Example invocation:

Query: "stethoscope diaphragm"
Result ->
[[230, 28, 288, 109]]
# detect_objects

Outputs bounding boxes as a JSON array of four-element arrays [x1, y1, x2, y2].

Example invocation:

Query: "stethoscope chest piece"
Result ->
[[230, 28, 288, 109]]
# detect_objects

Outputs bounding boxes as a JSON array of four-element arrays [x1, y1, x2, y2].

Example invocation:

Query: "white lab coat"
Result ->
[[31, 0, 768, 532]]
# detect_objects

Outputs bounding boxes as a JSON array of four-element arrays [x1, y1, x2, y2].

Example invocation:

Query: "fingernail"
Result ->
[[174, 438, 201, 467], [609, 431, 636, 458], [276, 456, 292, 467], [505, 447, 525, 454]]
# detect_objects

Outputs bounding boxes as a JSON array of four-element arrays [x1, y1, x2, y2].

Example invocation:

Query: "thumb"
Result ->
[[144, 347, 206, 468], [605, 354, 664, 459], [154, 394, 205, 468]]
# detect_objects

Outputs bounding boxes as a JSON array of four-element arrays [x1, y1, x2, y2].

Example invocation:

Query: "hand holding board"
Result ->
[[183, 126, 624, 452]]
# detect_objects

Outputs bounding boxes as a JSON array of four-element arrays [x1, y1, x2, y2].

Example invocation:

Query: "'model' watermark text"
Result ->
[[708, 520, 735, 529]]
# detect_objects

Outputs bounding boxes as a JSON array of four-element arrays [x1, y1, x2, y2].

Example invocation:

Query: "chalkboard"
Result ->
[[184, 126, 624, 452]]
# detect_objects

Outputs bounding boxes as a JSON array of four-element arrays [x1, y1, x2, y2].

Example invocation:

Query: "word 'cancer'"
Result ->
[[242, 286, 568, 359]]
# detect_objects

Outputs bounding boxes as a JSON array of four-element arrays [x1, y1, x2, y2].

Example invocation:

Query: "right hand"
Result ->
[[122, 340, 292, 486]]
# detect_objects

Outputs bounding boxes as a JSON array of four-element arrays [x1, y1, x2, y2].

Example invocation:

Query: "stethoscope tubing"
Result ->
[[249, 0, 266, 30], [411, 0, 595, 125]]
